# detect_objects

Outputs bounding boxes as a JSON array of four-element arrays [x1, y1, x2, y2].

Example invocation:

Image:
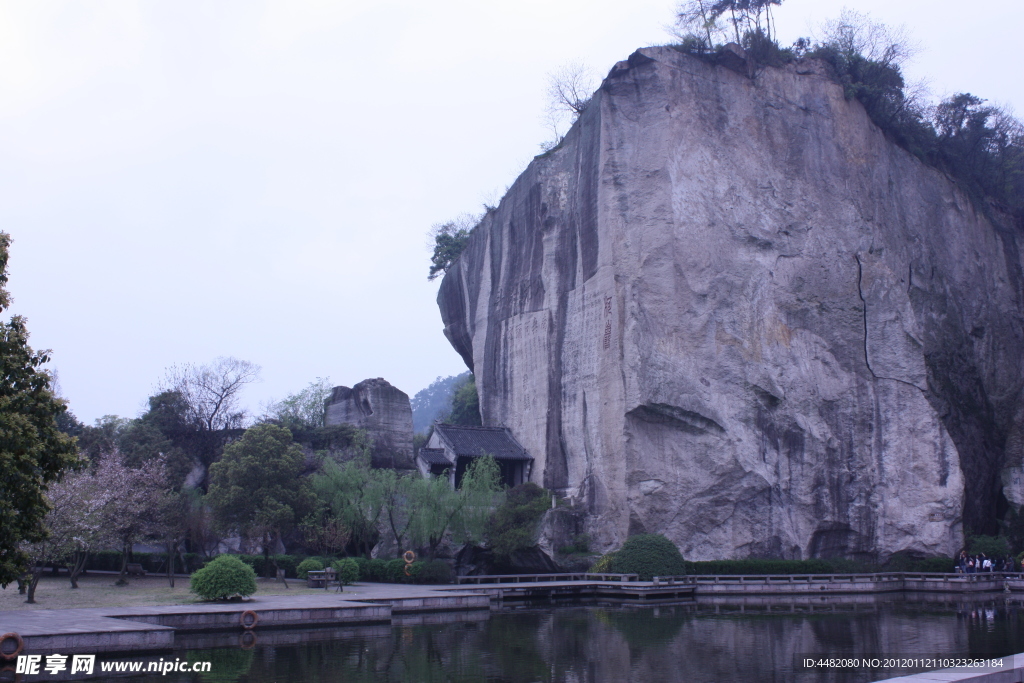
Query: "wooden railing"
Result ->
[[674, 572, 1024, 585], [454, 573, 639, 585], [453, 571, 1024, 587]]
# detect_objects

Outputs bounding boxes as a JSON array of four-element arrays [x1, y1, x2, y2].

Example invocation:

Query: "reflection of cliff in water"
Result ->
[[149, 600, 1024, 683]]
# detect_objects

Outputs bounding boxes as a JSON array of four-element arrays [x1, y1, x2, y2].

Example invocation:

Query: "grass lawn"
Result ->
[[0, 573, 338, 611]]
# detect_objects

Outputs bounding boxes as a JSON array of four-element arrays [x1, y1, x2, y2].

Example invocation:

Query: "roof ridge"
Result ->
[[434, 423, 508, 431]]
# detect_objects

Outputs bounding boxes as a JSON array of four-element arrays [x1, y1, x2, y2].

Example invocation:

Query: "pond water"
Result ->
[[103, 596, 1024, 683]]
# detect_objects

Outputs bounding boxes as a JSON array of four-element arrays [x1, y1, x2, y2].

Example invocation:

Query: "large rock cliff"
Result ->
[[437, 46, 1024, 561], [325, 378, 416, 470]]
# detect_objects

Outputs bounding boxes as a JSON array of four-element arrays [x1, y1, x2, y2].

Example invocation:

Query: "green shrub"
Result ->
[[190, 555, 257, 600], [333, 558, 359, 585], [590, 553, 616, 573], [84, 550, 193, 574], [404, 561, 423, 582], [913, 557, 958, 573], [968, 535, 1010, 558], [415, 560, 453, 584], [385, 558, 407, 583], [353, 556, 369, 579], [86, 550, 122, 572], [486, 483, 550, 562], [685, 559, 836, 575], [234, 554, 303, 579], [349, 556, 423, 583], [271, 554, 300, 578], [610, 534, 686, 580], [237, 554, 267, 577], [178, 553, 203, 573], [823, 557, 873, 574], [881, 552, 956, 573], [881, 552, 918, 572], [557, 534, 591, 556], [360, 558, 388, 582], [296, 558, 324, 579]]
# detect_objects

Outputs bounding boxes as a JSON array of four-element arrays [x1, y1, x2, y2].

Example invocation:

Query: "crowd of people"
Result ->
[[957, 550, 1017, 573]]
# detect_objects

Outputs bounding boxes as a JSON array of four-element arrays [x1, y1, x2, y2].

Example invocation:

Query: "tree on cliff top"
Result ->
[[675, 0, 783, 46], [428, 214, 479, 280], [541, 62, 598, 152], [675, 4, 1024, 217], [0, 233, 79, 586]]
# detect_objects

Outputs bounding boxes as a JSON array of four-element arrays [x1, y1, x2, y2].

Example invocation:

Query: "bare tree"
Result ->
[[542, 62, 596, 151], [549, 62, 594, 119], [162, 357, 260, 433], [675, 1, 784, 46], [673, 0, 729, 46], [817, 9, 917, 69]]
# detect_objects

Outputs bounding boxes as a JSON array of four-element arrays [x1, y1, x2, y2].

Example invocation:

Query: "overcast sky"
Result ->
[[3, 0, 1021, 425]]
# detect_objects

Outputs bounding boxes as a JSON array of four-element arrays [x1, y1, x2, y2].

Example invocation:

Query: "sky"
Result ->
[[2, 0, 1021, 425]]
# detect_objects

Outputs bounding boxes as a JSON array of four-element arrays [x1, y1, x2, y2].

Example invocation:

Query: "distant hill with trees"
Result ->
[[410, 372, 470, 434]]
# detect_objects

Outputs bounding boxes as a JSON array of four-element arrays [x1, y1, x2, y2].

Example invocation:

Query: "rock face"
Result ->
[[437, 47, 1024, 561], [454, 544, 561, 576], [325, 378, 416, 470]]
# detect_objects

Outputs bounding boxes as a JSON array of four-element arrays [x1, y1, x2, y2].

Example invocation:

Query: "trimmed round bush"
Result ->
[[610, 534, 686, 581], [333, 558, 359, 585], [296, 558, 324, 579], [190, 555, 257, 600], [415, 560, 453, 584]]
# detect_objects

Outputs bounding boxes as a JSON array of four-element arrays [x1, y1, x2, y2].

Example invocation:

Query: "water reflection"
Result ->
[[129, 597, 1024, 683]]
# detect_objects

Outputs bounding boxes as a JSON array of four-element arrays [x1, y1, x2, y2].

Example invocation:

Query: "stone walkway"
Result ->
[[0, 583, 490, 654]]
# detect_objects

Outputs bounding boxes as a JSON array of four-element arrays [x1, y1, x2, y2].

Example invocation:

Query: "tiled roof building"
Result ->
[[416, 424, 533, 488]]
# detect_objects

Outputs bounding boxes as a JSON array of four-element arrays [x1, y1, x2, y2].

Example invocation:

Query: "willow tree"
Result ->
[[312, 456, 385, 558], [0, 233, 79, 586], [409, 455, 502, 560]]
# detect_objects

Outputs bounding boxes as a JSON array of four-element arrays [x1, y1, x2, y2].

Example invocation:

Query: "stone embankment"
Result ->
[[6, 573, 1024, 659], [0, 586, 488, 655]]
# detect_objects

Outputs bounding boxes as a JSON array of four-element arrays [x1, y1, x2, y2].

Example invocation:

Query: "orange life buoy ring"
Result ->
[[403, 550, 416, 563], [239, 610, 258, 630], [0, 633, 23, 660]]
